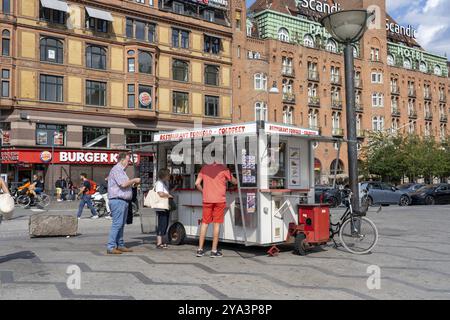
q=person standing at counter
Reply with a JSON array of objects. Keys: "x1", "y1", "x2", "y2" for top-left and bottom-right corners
[{"x1": 195, "y1": 162, "x2": 237, "y2": 258}]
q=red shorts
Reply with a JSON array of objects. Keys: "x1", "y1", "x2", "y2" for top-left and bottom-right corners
[{"x1": 202, "y1": 202, "x2": 226, "y2": 224}]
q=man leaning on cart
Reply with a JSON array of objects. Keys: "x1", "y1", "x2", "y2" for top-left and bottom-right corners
[{"x1": 195, "y1": 161, "x2": 237, "y2": 258}]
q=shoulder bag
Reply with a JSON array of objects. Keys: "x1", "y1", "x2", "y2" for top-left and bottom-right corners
[{"x1": 144, "y1": 187, "x2": 169, "y2": 210}]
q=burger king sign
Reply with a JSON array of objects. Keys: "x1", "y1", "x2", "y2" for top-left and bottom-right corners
[
  {"x1": 40, "y1": 151, "x2": 52, "y2": 163},
  {"x1": 139, "y1": 91, "x2": 152, "y2": 108}
]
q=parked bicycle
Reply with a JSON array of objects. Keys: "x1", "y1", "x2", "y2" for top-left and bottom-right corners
[{"x1": 329, "y1": 188, "x2": 379, "y2": 255}]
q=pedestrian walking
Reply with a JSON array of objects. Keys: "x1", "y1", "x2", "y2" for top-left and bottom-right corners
[
  {"x1": 195, "y1": 162, "x2": 237, "y2": 258},
  {"x1": 154, "y1": 169, "x2": 174, "y2": 249},
  {"x1": 76, "y1": 173, "x2": 98, "y2": 220},
  {"x1": 98, "y1": 174, "x2": 111, "y2": 218},
  {"x1": 106, "y1": 152, "x2": 140, "y2": 255}
]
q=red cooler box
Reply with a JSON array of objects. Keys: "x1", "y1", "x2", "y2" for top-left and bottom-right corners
[{"x1": 298, "y1": 205, "x2": 330, "y2": 244}]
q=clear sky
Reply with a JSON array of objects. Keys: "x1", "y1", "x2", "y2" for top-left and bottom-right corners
[{"x1": 245, "y1": 0, "x2": 450, "y2": 57}]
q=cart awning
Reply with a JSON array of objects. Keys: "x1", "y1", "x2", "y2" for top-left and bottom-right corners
[
  {"x1": 40, "y1": 0, "x2": 69, "y2": 13},
  {"x1": 85, "y1": 6, "x2": 114, "y2": 22}
]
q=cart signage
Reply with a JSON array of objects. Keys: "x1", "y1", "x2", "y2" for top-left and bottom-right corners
[
  {"x1": 264, "y1": 124, "x2": 319, "y2": 137},
  {"x1": 154, "y1": 123, "x2": 257, "y2": 142}
]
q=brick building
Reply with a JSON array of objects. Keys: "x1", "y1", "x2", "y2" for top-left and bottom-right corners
[
  {"x1": 0, "y1": 0, "x2": 232, "y2": 189},
  {"x1": 230, "y1": 0, "x2": 450, "y2": 184}
]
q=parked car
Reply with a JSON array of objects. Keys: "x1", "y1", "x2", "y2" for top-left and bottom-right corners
[
  {"x1": 396, "y1": 183, "x2": 426, "y2": 194},
  {"x1": 359, "y1": 182, "x2": 411, "y2": 206},
  {"x1": 409, "y1": 184, "x2": 450, "y2": 205},
  {"x1": 314, "y1": 185, "x2": 342, "y2": 208}
]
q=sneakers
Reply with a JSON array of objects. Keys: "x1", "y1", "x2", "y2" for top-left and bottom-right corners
[
  {"x1": 196, "y1": 249, "x2": 205, "y2": 257},
  {"x1": 105, "y1": 215, "x2": 112, "y2": 220},
  {"x1": 210, "y1": 250, "x2": 223, "y2": 258},
  {"x1": 91, "y1": 215, "x2": 99, "y2": 220}
]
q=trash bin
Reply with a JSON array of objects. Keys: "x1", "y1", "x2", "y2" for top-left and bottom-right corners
[{"x1": 140, "y1": 208, "x2": 156, "y2": 234}]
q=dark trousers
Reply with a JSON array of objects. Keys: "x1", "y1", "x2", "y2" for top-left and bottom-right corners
[
  {"x1": 77, "y1": 194, "x2": 97, "y2": 218},
  {"x1": 156, "y1": 210, "x2": 170, "y2": 236}
]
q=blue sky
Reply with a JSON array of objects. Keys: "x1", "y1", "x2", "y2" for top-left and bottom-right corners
[{"x1": 245, "y1": 0, "x2": 450, "y2": 57}]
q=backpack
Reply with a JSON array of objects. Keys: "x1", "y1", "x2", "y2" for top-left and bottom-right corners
[{"x1": 86, "y1": 179, "x2": 97, "y2": 195}]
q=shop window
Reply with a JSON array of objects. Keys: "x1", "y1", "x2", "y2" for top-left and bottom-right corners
[
  {"x1": 127, "y1": 84, "x2": 135, "y2": 108},
  {"x1": 2, "y1": 29, "x2": 10, "y2": 56},
  {"x1": 2, "y1": 0, "x2": 10, "y2": 14},
  {"x1": 172, "y1": 28, "x2": 189, "y2": 49},
  {"x1": 205, "y1": 95, "x2": 219, "y2": 117},
  {"x1": 125, "y1": 129, "x2": 153, "y2": 145},
  {"x1": 40, "y1": 37, "x2": 64, "y2": 64},
  {"x1": 1, "y1": 69, "x2": 10, "y2": 97},
  {"x1": 82, "y1": 126, "x2": 109, "y2": 148},
  {"x1": 40, "y1": 4, "x2": 66, "y2": 25},
  {"x1": 204, "y1": 35, "x2": 221, "y2": 54},
  {"x1": 138, "y1": 84, "x2": 152, "y2": 109},
  {"x1": 36, "y1": 124, "x2": 66, "y2": 146},
  {"x1": 86, "y1": 80, "x2": 106, "y2": 106},
  {"x1": 172, "y1": 59, "x2": 189, "y2": 82},
  {"x1": 40, "y1": 74, "x2": 63, "y2": 102},
  {"x1": 86, "y1": 45, "x2": 107, "y2": 70},
  {"x1": 172, "y1": 91, "x2": 189, "y2": 114},
  {"x1": 138, "y1": 50, "x2": 152, "y2": 74},
  {"x1": 204, "y1": 65, "x2": 219, "y2": 86}
]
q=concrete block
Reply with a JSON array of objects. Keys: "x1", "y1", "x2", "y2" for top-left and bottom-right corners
[{"x1": 29, "y1": 214, "x2": 78, "y2": 238}]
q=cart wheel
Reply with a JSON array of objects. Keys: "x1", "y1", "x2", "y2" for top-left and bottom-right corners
[
  {"x1": 294, "y1": 233, "x2": 307, "y2": 256},
  {"x1": 168, "y1": 223, "x2": 186, "y2": 245}
]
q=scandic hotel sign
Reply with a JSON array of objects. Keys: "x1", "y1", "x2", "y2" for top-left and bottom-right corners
[{"x1": 0, "y1": 150, "x2": 140, "y2": 165}]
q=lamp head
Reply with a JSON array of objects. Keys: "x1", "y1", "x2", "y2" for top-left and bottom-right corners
[
  {"x1": 269, "y1": 81, "x2": 279, "y2": 94},
  {"x1": 320, "y1": 10, "x2": 372, "y2": 44}
]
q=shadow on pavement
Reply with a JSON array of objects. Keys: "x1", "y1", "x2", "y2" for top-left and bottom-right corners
[{"x1": 0, "y1": 251, "x2": 37, "y2": 264}]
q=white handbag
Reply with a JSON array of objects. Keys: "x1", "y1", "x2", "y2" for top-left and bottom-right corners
[
  {"x1": 0, "y1": 193, "x2": 15, "y2": 220},
  {"x1": 144, "y1": 188, "x2": 169, "y2": 210}
]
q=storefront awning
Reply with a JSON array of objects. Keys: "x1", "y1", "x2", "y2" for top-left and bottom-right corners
[
  {"x1": 85, "y1": 6, "x2": 114, "y2": 22},
  {"x1": 40, "y1": 0, "x2": 69, "y2": 13}
]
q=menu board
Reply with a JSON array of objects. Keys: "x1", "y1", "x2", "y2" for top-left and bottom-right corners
[{"x1": 289, "y1": 147, "x2": 301, "y2": 187}]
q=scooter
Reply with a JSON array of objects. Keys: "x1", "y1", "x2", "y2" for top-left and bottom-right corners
[{"x1": 91, "y1": 189, "x2": 109, "y2": 217}]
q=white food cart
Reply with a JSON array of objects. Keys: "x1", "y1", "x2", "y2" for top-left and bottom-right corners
[{"x1": 137, "y1": 121, "x2": 321, "y2": 247}]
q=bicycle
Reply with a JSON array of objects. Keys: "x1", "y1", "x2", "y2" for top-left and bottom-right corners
[
  {"x1": 13, "y1": 188, "x2": 51, "y2": 209},
  {"x1": 329, "y1": 188, "x2": 380, "y2": 255}
]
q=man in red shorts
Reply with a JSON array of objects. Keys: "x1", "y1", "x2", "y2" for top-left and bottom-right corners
[{"x1": 195, "y1": 162, "x2": 237, "y2": 257}]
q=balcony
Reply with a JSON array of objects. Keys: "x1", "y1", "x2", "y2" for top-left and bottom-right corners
[
  {"x1": 332, "y1": 128, "x2": 344, "y2": 137},
  {"x1": 408, "y1": 88, "x2": 417, "y2": 98},
  {"x1": 391, "y1": 86, "x2": 400, "y2": 95},
  {"x1": 354, "y1": 78, "x2": 362, "y2": 88},
  {"x1": 357, "y1": 129, "x2": 366, "y2": 138},
  {"x1": 309, "y1": 126, "x2": 321, "y2": 134},
  {"x1": 331, "y1": 75, "x2": 341, "y2": 85},
  {"x1": 391, "y1": 107, "x2": 401, "y2": 117},
  {"x1": 308, "y1": 96, "x2": 320, "y2": 107},
  {"x1": 282, "y1": 66, "x2": 295, "y2": 77},
  {"x1": 355, "y1": 103, "x2": 364, "y2": 113},
  {"x1": 425, "y1": 112, "x2": 433, "y2": 121},
  {"x1": 282, "y1": 93, "x2": 296, "y2": 104},
  {"x1": 408, "y1": 110, "x2": 418, "y2": 119},
  {"x1": 308, "y1": 71, "x2": 320, "y2": 82},
  {"x1": 331, "y1": 99, "x2": 343, "y2": 110},
  {"x1": 440, "y1": 114, "x2": 448, "y2": 123},
  {"x1": 424, "y1": 92, "x2": 432, "y2": 100}
]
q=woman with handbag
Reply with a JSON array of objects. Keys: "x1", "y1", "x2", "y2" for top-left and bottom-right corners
[{"x1": 154, "y1": 169, "x2": 174, "y2": 249}]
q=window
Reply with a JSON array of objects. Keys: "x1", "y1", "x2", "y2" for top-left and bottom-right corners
[
  {"x1": 2, "y1": 0, "x2": 10, "y2": 14},
  {"x1": 1, "y1": 69, "x2": 9, "y2": 98},
  {"x1": 372, "y1": 92, "x2": 384, "y2": 107},
  {"x1": 40, "y1": 4, "x2": 66, "y2": 24},
  {"x1": 2, "y1": 29, "x2": 10, "y2": 56},
  {"x1": 403, "y1": 58, "x2": 412, "y2": 69},
  {"x1": 330, "y1": 160, "x2": 344, "y2": 175},
  {"x1": 36, "y1": 124, "x2": 66, "y2": 146},
  {"x1": 148, "y1": 24, "x2": 156, "y2": 43},
  {"x1": 204, "y1": 35, "x2": 221, "y2": 54},
  {"x1": 125, "y1": 18, "x2": 156, "y2": 42},
  {"x1": 86, "y1": 45, "x2": 107, "y2": 70},
  {"x1": 173, "y1": 91, "x2": 189, "y2": 114},
  {"x1": 371, "y1": 72, "x2": 383, "y2": 83},
  {"x1": 370, "y1": 48, "x2": 380, "y2": 61},
  {"x1": 40, "y1": 37, "x2": 64, "y2": 64},
  {"x1": 40, "y1": 75, "x2": 63, "y2": 102},
  {"x1": 246, "y1": 21, "x2": 253, "y2": 36},
  {"x1": 419, "y1": 61, "x2": 427, "y2": 73},
  {"x1": 372, "y1": 116, "x2": 384, "y2": 131},
  {"x1": 125, "y1": 129, "x2": 153, "y2": 145},
  {"x1": 278, "y1": 28, "x2": 290, "y2": 42},
  {"x1": 128, "y1": 57, "x2": 135, "y2": 72},
  {"x1": 205, "y1": 65, "x2": 219, "y2": 86},
  {"x1": 235, "y1": 11, "x2": 242, "y2": 30},
  {"x1": 83, "y1": 127, "x2": 109, "y2": 148},
  {"x1": 204, "y1": 10, "x2": 214, "y2": 22},
  {"x1": 303, "y1": 34, "x2": 314, "y2": 48},
  {"x1": 255, "y1": 102, "x2": 267, "y2": 121},
  {"x1": 138, "y1": 85, "x2": 152, "y2": 109},
  {"x1": 205, "y1": 95, "x2": 219, "y2": 117},
  {"x1": 86, "y1": 13, "x2": 108, "y2": 33},
  {"x1": 387, "y1": 54, "x2": 395, "y2": 66},
  {"x1": 126, "y1": 18, "x2": 133, "y2": 38},
  {"x1": 86, "y1": 80, "x2": 106, "y2": 106},
  {"x1": 172, "y1": 59, "x2": 188, "y2": 82},
  {"x1": 138, "y1": 50, "x2": 152, "y2": 74},
  {"x1": 254, "y1": 73, "x2": 267, "y2": 91},
  {"x1": 172, "y1": 28, "x2": 189, "y2": 48},
  {"x1": 326, "y1": 39, "x2": 337, "y2": 53},
  {"x1": 173, "y1": 1, "x2": 184, "y2": 14},
  {"x1": 135, "y1": 20, "x2": 146, "y2": 40},
  {"x1": 434, "y1": 65, "x2": 442, "y2": 76},
  {"x1": 283, "y1": 106, "x2": 294, "y2": 125},
  {"x1": 353, "y1": 46, "x2": 359, "y2": 58},
  {"x1": 127, "y1": 84, "x2": 135, "y2": 108}
]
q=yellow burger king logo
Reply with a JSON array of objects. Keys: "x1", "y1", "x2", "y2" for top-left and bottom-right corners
[{"x1": 40, "y1": 151, "x2": 52, "y2": 162}]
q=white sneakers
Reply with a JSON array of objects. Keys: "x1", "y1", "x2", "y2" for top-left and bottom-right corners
[{"x1": 91, "y1": 215, "x2": 99, "y2": 220}]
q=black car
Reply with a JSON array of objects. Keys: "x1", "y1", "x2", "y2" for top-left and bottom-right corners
[
  {"x1": 397, "y1": 183, "x2": 425, "y2": 194},
  {"x1": 314, "y1": 185, "x2": 342, "y2": 208},
  {"x1": 409, "y1": 184, "x2": 450, "y2": 205}
]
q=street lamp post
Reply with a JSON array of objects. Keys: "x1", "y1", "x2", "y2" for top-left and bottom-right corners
[{"x1": 321, "y1": 10, "x2": 373, "y2": 211}]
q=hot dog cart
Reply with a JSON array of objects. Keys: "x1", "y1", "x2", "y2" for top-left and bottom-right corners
[{"x1": 135, "y1": 121, "x2": 322, "y2": 248}]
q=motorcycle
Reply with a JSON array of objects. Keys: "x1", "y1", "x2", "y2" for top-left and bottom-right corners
[{"x1": 91, "y1": 189, "x2": 139, "y2": 217}]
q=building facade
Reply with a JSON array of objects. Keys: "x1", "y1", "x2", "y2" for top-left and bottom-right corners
[
  {"x1": 0, "y1": 0, "x2": 232, "y2": 189},
  {"x1": 230, "y1": 0, "x2": 450, "y2": 184}
]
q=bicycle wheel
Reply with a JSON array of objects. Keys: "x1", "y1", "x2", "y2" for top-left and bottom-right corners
[
  {"x1": 38, "y1": 194, "x2": 51, "y2": 207},
  {"x1": 339, "y1": 216, "x2": 378, "y2": 255},
  {"x1": 17, "y1": 195, "x2": 31, "y2": 208}
]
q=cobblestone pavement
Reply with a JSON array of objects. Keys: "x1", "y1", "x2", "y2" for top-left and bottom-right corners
[{"x1": 1, "y1": 203, "x2": 449, "y2": 300}]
